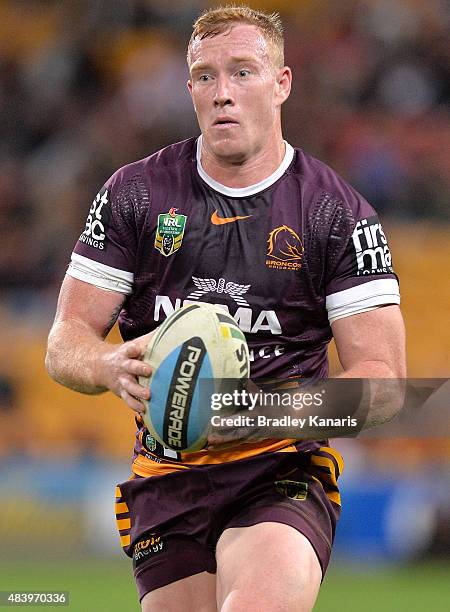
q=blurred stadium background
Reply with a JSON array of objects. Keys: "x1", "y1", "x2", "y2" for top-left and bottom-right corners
[{"x1": 0, "y1": 0, "x2": 449, "y2": 610}]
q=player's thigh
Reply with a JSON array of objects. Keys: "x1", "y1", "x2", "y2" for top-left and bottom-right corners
[
  {"x1": 216, "y1": 522, "x2": 322, "y2": 612},
  {"x1": 141, "y1": 571, "x2": 216, "y2": 612}
]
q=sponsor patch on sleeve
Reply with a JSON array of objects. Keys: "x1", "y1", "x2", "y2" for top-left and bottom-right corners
[
  {"x1": 78, "y1": 187, "x2": 111, "y2": 251},
  {"x1": 351, "y1": 216, "x2": 393, "y2": 276}
]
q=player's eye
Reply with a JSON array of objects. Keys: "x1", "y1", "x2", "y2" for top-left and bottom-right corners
[
  {"x1": 237, "y1": 69, "x2": 251, "y2": 78},
  {"x1": 199, "y1": 74, "x2": 211, "y2": 82}
]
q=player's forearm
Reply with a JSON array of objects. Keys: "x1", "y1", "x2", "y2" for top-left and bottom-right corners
[
  {"x1": 278, "y1": 375, "x2": 404, "y2": 439},
  {"x1": 333, "y1": 359, "x2": 406, "y2": 430},
  {"x1": 287, "y1": 377, "x2": 406, "y2": 439},
  {"x1": 211, "y1": 375, "x2": 406, "y2": 445},
  {"x1": 45, "y1": 319, "x2": 118, "y2": 394}
]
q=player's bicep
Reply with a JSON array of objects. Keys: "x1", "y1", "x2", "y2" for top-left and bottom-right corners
[
  {"x1": 52, "y1": 275, "x2": 126, "y2": 339},
  {"x1": 331, "y1": 304, "x2": 406, "y2": 376}
]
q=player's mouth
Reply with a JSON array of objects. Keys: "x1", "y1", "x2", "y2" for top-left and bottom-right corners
[{"x1": 213, "y1": 116, "x2": 239, "y2": 129}]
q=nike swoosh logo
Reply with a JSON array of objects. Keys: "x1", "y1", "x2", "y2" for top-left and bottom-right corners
[{"x1": 211, "y1": 211, "x2": 252, "y2": 225}]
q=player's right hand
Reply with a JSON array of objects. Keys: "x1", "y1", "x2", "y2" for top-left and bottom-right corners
[{"x1": 99, "y1": 333, "x2": 154, "y2": 414}]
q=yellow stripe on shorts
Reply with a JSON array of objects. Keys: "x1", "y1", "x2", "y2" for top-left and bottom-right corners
[
  {"x1": 310, "y1": 455, "x2": 338, "y2": 487},
  {"x1": 319, "y1": 446, "x2": 344, "y2": 475},
  {"x1": 115, "y1": 501, "x2": 129, "y2": 514},
  {"x1": 120, "y1": 534, "x2": 131, "y2": 547},
  {"x1": 116, "y1": 517, "x2": 131, "y2": 531}
]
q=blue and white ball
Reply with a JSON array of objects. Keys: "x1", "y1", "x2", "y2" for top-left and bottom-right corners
[{"x1": 139, "y1": 303, "x2": 249, "y2": 452}]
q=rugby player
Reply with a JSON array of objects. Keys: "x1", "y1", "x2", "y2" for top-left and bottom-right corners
[{"x1": 46, "y1": 6, "x2": 406, "y2": 611}]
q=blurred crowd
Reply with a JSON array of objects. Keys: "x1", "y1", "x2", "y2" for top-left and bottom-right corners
[
  {"x1": 0, "y1": 0, "x2": 449, "y2": 317},
  {"x1": 1, "y1": 3, "x2": 448, "y2": 555}
]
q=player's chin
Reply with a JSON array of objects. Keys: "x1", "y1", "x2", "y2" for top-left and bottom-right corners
[
  {"x1": 206, "y1": 132, "x2": 247, "y2": 159},
  {"x1": 203, "y1": 129, "x2": 246, "y2": 151}
]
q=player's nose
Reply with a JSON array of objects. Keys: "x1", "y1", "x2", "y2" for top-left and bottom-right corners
[{"x1": 213, "y1": 76, "x2": 234, "y2": 106}]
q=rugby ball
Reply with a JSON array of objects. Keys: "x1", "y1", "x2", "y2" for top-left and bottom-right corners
[{"x1": 139, "y1": 303, "x2": 250, "y2": 452}]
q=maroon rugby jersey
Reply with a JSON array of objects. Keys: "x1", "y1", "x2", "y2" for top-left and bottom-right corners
[{"x1": 68, "y1": 137, "x2": 399, "y2": 471}]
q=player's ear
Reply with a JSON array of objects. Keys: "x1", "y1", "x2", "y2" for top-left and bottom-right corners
[
  {"x1": 187, "y1": 80, "x2": 197, "y2": 111},
  {"x1": 275, "y1": 66, "x2": 292, "y2": 106}
]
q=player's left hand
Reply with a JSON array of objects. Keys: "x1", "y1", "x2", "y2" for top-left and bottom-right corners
[
  {"x1": 133, "y1": 331, "x2": 156, "y2": 358},
  {"x1": 99, "y1": 330, "x2": 157, "y2": 414}
]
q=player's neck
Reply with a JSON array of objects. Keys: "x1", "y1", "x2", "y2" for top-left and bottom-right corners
[{"x1": 199, "y1": 136, "x2": 286, "y2": 189}]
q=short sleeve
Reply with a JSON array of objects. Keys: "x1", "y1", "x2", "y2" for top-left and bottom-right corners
[
  {"x1": 324, "y1": 186, "x2": 400, "y2": 324},
  {"x1": 67, "y1": 169, "x2": 139, "y2": 295}
]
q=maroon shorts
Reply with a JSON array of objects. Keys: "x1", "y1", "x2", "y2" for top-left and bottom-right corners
[{"x1": 115, "y1": 449, "x2": 341, "y2": 602}]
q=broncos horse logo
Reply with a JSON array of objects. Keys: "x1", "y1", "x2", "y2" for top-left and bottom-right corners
[{"x1": 267, "y1": 225, "x2": 304, "y2": 263}]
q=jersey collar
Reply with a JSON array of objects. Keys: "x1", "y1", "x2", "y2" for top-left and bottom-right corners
[{"x1": 196, "y1": 135, "x2": 294, "y2": 197}]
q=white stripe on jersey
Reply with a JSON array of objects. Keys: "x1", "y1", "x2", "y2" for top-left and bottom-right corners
[
  {"x1": 67, "y1": 253, "x2": 134, "y2": 295},
  {"x1": 326, "y1": 278, "x2": 400, "y2": 324}
]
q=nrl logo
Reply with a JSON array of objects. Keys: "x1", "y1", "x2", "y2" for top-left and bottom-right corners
[
  {"x1": 155, "y1": 207, "x2": 187, "y2": 257},
  {"x1": 266, "y1": 225, "x2": 303, "y2": 271},
  {"x1": 145, "y1": 434, "x2": 157, "y2": 452},
  {"x1": 187, "y1": 277, "x2": 251, "y2": 307}
]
